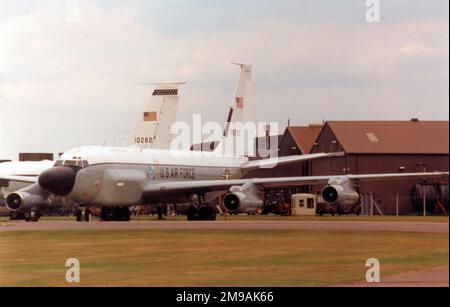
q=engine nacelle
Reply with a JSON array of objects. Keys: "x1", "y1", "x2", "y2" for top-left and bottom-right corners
[
  {"x1": 321, "y1": 177, "x2": 360, "y2": 207},
  {"x1": 223, "y1": 183, "x2": 263, "y2": 214},
  {"x1": 5, "y1": 192, "x2": 49, "y2": 212}
]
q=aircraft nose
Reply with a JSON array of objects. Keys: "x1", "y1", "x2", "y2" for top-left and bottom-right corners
[{"x1": 38, "y1": 166, "x2": 77, "y2": 196}]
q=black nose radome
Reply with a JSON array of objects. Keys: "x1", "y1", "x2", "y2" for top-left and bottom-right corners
[{"x1": 38, "y1": 166, "x2": 77, "y2": 196}]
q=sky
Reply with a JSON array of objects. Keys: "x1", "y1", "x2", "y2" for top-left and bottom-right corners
[{"x1": 0, "y1": 0, "x2": 449, "y2": 160}]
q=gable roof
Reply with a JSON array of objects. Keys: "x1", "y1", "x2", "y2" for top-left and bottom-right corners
[
  {"x1": 326, "y1": 121, "x2": 449, "y2": 154},
  {"x1": 284, "y1": 125, "x2": 323, "y2": 154}
]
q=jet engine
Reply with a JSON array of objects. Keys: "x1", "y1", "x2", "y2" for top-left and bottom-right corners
[
  {"x1": 5, "y1": 192, "x2": 49, "y2": 212},
  {"x1": 5, "y1": 184, "x2": 50, "y2": 213},
  {"x1": 223, "y1": 182, "x2": 263, "y2": 214},
  {"x1": 321, "y1": 177, "x2": 360, "y2": 207}
]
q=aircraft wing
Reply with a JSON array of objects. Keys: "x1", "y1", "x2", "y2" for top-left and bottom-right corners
[
  {"x1": 143, "y1": 172, "x2": 448, "y2": 196},
  {"x1": 0, "y1": 175, "x2": 38, "y2": 184},
  {"x1": 242, "y1": 152, "x2": 345, "y2": 171}
]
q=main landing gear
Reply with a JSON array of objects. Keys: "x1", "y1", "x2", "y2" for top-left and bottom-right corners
[
  {"x1": 75, "y1": 208, "x2": 91, "y2": 222},
  {"x1": 75, "y1": 207, "x2": 131, "y2": 222},
  {"x1": 24, "y1": 211, "x2": 41, "y2": 222},
  {"x1": 10, "y1": 211, "x2": 40, "y2": 222},
  {"x1": 99, "y1": 207, "x2": 131, "y2": 222},
  {"x1": 186, "y1": 194, "x2": 216, "y2": 221}
]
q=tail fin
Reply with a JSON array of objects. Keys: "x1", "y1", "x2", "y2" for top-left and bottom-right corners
[
  {"x1": 223, "y1": 63, "x2": 255, "y2": 137},
  {"x1": 132, "y1": 82, "x2": 185, "y2": 150},
  {"x1": 216, "y1": 63, "x2": 255, "y2": 156}
]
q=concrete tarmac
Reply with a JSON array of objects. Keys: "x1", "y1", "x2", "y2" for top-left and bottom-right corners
[{"x1": 0, "y1": 220, "x2": 448, "y2": 233}]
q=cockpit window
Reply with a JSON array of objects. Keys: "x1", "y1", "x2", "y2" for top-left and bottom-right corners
[{"x1": 54, "y1": 160, "x2": 89, "y2": 168}]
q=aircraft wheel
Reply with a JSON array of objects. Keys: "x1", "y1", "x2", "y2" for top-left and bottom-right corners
[
  {"x1": 207, "y1": 206, "x2": 216, "y2": 221},
  {"x1": 31, "y1": 211, "x2": 41, "y2": 222},
  {"x1": 75, "y1": 209, "x2": 83, "y2": 222},
  {"x1": 187, "y1": 205, "x2": 199, "y2": 221},
  {"x1": 84, "y1": 209, "x2": 91, "y2": 222},
  {"x1": 100, "y1": 207, "x2": 113, "y2": 221},
  {"x1": 121, "y1": 207, "x2": 131, "y2": 221},
  {"x1": 199, "y1": 206, "x2": 216, "y2": 221},
  {"x1": 156, "y1": 205, "x2": 164, "y2": 220},
  {"x1": 10, "y1": 211, "x2": 25, "y2": 221},
  {"x1": 25, "y1": 211, "x2": 40, "y2": 222}
]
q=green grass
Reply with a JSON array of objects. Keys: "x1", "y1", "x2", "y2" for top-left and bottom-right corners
[{"x1": 0, "y1": 229, "x2": 448, "y2": 286}]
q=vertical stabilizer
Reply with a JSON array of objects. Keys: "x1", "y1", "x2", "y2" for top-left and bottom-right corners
[
  {"x1": 216, "y1": 63, "x2": 255, "y2": 156},
  {"x1": 133, "y1": 82, "x2": 185, "y2": 150}
]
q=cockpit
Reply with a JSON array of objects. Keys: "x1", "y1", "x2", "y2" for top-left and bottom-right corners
[{"x1": 54, "y1": 158, "x2": 89, "y2": 168}]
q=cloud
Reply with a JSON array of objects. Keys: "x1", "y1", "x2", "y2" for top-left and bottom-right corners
[
  {"x1": 0, "y1": 0, "x2": 448, "y2": 159},
  {"x1": 397, "y1": 41, "x2": 433, "y2": 57}
]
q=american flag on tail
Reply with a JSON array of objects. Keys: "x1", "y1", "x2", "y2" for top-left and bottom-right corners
[
  {"x1": 143, "y1": 112, "x2": 158, "y2": 122},
  {"x1": 236, "y1": 97, "x2": 244, "y2": 109}
]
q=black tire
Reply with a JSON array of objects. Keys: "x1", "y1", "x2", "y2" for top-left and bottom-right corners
[
  {"x1": 25, "y1": 211, "x2": 40, "y2": 222},
  {"x1": 199, "y1": 206, "x2": 216, "y2": 221},
  {"x1": 76, "y1": 209, "x2": 83, "y2": 222},
  {"x1": 199, "y1": 206, "x2": 208, "y2": 220},
  {"x1": 9, "y1": 212, "x2": 25, "y2": 221},
  {"x1": 121, "y1": 207, "x2": 131, "y2": 221},
  {"x1": 31, "y1": 211, "x2": 40, "y2": 222},
  {"x1": 207, "y1": 206, "x2": 216, "y2": 221},
  {"x1": 187, "y1": 205, "x2": 199, "y2": 221},
  {"x1": 100, "y1": 207, "x2": 110, "y2": 221},
  {"x1": 84, "y1": 209, "x2": 91, "y2": 222},
  {"x1": 157, "y1": 205, "x2": 164, "y2": 220}
]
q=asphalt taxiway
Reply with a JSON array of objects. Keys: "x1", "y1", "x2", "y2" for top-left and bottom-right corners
[{"x1": 0, "y1": 220, "x2": 448, "y2": 233}]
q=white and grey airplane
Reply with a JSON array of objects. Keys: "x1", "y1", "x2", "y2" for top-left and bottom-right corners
[
  {"x1": 0, "y1": 81, "x2": 184, "y2": 219},
  {"x1": 1, "y1": 144, "x2": 350, "y2": 220},
  {"x1": 3, "y1": 144, "x2": 447, "y2": 221},
  {"x1": 0, "y1": 63, "x2": 260, "y2": 220}
]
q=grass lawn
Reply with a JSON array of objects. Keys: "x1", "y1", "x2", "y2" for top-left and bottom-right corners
[{"x1": 0, "y1": 229, "x2": 448, "y2": 286}]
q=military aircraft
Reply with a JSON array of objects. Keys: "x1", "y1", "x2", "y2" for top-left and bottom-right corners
[
  {"x1": 0, "y1": 81, "x2": 185, "y2": 220},
  {"x1": 0, "y1": 63, "x2": 260, "y2": 220}
]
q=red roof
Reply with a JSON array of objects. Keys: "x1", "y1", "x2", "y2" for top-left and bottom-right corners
[
  {"x1": 285, "y1": 125, "x2": 323, "y2": 154},
  {"x1": 326, "y1": 121, "x2": 449, "y2": 154}
]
